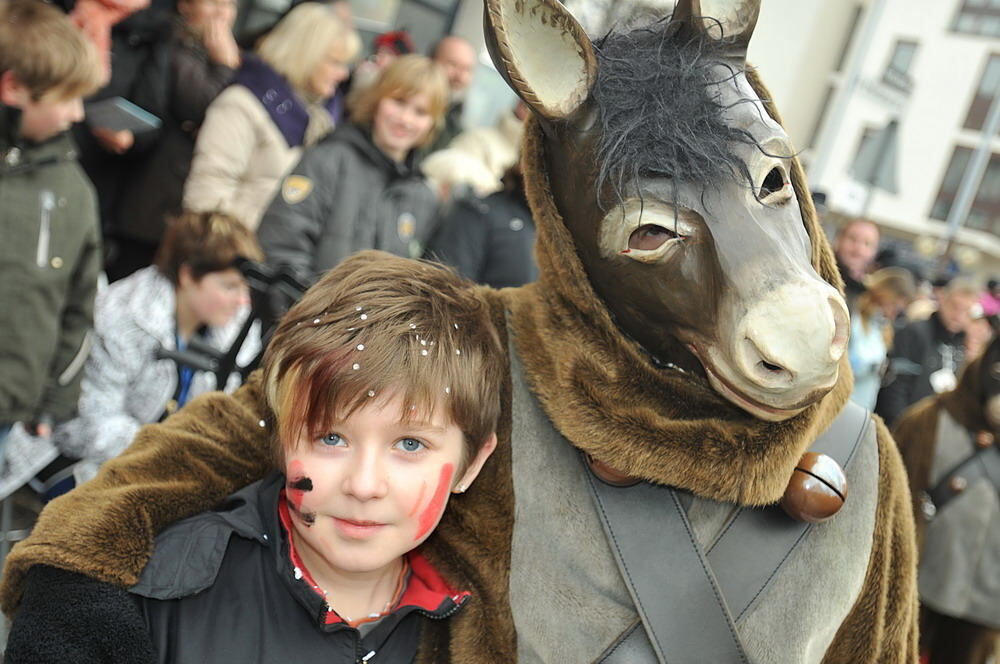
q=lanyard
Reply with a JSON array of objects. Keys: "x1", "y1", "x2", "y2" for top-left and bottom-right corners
[{"x1": 174, "y1": 333, "x2": 195, "y2": 408}]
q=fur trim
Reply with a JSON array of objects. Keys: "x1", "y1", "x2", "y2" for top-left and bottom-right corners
[
  {"x1": 502, "y1": 68, "x2": 852, "y2": 505},
  {"x1": 822, "y1": 418, "x2": 920, "y2": 662}
]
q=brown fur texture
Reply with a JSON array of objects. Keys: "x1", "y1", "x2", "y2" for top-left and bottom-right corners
[{"x1": 0, "y1": 66, "x2": 916, "y2": 664}]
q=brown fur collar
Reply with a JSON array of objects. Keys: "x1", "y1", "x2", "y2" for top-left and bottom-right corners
[{"x1": 501, "y1": 69, "x2": 852, "y2": 505}]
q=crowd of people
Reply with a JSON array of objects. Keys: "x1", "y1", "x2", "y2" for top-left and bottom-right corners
[
  {"x1": 835, "y1": 218, "x2": 999, "y2": 662},
  {"x1": 0, "y1": 0, "x2": 536, "y2": 485},
  {"x1": 0, "y1": 0, "x2": 997, "y2": 661}
]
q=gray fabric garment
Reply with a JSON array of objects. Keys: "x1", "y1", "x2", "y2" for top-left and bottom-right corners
[
  {"x1": 257, "y1": 123, "x2": 439, "y2": 284},
  {"x1": 918, "y1": 410, "x2": 1000, "y2": 629},
  {"x1": 507, "y1": 341, "x2": 879, "y2": 663}
]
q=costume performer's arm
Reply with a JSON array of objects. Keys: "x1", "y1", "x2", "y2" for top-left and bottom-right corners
[
  {"x1": 1, "y1": 369, "x2": 272, "y2": 615},
  {"x1": 821, "y1": 418, "x2": 919, "y2": 663}
]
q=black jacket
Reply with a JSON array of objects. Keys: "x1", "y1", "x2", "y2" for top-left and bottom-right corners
[
  {"x1": 130, "y1": 472, "x2": 468, "y2": 663},
  {"x1": 425, "y1": 190, "x2": 538, "y2": 289},
  {"x1": 257, "y1": 123, "x2": 439, "y2": 284},
  {"x1": 875, "y1": 312, "x2": 965, "y2": 427},
  {"x1": 113, "y1": 20, "x2": 235, "y2": 247}
]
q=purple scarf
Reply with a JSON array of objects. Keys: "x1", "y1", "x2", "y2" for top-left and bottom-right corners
[{"x1": 231, "y1": 53, "x2": 342, "y2": 147}]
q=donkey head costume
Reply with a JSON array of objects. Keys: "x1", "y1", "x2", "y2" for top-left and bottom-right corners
[{"x1": 1, "y1": 1, "x2": 917, "y2": 662}]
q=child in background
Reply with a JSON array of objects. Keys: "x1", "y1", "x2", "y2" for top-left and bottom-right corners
[
  {"x1": 126, "y1": 252, "x2": 503, "y2": 661},
  {"x1": 0, "y1": 0, "x2": 103, "y2": 469},
  {"x1": 55, "y1": 211, "x2": 263, "y2": 486}
]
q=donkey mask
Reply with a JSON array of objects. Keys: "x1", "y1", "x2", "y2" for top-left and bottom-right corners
[{"x1": 484, "y1": 0, "x2": 850, "y2": 421}]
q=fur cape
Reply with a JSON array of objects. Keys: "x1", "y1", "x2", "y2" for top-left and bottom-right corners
[{"x1": 0, "y1": 71, "x2": 917, "y2": 663}]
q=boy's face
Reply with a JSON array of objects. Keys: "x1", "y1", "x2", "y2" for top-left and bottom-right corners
[
  {"x1": 0, "y1": 73, "x2": 84, "y2": 142},
  {"x1": 284, "y1": 390, "x2": 495, "y2": 578}
]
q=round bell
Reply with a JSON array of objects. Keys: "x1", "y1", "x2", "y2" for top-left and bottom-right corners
[
  {"x1": 780, "y1": 452, "x2": 847, "y2": 523},
  {"x1": 586, "y1": 455, "x2": 640, "y2": 487}
]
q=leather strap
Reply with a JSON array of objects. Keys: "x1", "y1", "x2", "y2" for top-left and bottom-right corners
[
  {"x1": 589, "y1": 402, "x2": 871, "y2": 664},
  {"x1": 927, "y1": 442, "x2": 1000, "y2": 512}
]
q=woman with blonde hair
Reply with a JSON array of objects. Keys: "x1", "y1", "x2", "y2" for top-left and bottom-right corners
[
  {"x1": 256, "y1": 54, "x2": 449, "y2": 285},
  {"x1": 849, "y1": 267, "x2": 917, "y2": 409},
  {"x1": 183, "y1": 2, "x2": 360, "y2": 229}
]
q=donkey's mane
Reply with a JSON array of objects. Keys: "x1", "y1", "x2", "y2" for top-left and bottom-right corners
[{"x1": 592, "y1": 18, "x2": 761, "y2": 208}]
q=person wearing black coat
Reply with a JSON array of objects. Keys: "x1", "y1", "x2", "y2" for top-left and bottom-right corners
[
  {"x1": 876, "y1": 279, "x2": 981, "y2": 427},
  {"x1": 424, "y1": 164, "x2": 538, "y2": 289}
]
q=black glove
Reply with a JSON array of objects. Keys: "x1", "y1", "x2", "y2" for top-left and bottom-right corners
[{"x1": 5, "y1": 565, "x2": 156, "y2": 663}]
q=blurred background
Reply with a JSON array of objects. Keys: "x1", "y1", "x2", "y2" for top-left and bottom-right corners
[{"x1": 229, "y1": 0, "x2": 997, "y2": 278}]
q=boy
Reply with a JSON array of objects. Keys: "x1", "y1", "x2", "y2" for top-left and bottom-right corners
[
  {"x1": 0, "y1": 0, "x2": 103, "y2": 464},
  {"x1": 127, "y1": 252, "x2": 503, "y2": 662}
]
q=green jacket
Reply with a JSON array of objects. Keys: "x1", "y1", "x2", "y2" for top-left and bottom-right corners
[{"x1": 0, "y1": 105, "x2": 101, "y2": 424}]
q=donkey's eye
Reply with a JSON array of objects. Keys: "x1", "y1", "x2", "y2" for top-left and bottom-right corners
[
  {"x1": 758, "y1": 167, "x2": 787, "y2": 201},
  {"x1": 628, "y1": 224, "x2": 683, "y2": 251}
]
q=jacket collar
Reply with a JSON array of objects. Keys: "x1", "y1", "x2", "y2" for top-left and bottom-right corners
[
  {"x1": 231, "y1": 54, "x2": 338, "y2": 148},
  {"x1": 330, "y1": 122, "x2": 422, "y2": 179},
  {"x1": 0, "y1": 104, "x2": 78, "y2": 175}
]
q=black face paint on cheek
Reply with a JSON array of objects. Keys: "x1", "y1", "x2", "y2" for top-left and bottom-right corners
[
  {"x1": 289, "y1": 477, "x2": 314, "y2": 492},
  {"x1": 298, "y1": 511, "x2": 317, "y2": 526}
]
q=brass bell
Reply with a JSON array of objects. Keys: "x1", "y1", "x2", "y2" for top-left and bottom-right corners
[{"x1": 780, "y1": 452, "x2": 847, "y2": 523}]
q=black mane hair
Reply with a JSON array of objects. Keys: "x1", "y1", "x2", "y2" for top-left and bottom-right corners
[{"x1": 591, "y1": 18, "x2": 763, "y2": 208}]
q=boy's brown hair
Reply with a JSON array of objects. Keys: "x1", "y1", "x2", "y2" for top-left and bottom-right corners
[
  {"x1": 349, "y1": 54, "x2": 449, "y2": 148},
  {"x1": 155, "y1": 211, "x2": 263, "y2": 286},
  {"x1": 0, "y1": 0, "x2": 102, "y2": 100},
  {"x1": 262, "y1": 251, "x2": 505, "y2": 466}
]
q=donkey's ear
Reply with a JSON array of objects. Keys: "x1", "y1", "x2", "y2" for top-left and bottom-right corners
[
  {"x1": 674, "y1": 0, "x2": 761, "y2": 59},
  {"x1": 483, "y1": 0, "x2": 597, "y2": 122}
]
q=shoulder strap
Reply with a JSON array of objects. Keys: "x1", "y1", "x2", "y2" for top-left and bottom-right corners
[
  {"x1": 587, "y1": 402, "x2": 871, "y2": 664},
  {"x1": 584, "y1": 467, "x2": 748, "y2": 663},
  {"x1": 927, "y1": 442, "x2": 1000, "y2": 512}
]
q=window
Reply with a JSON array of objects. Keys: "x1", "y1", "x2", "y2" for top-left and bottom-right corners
[
  {"x1": 850, "y1": 121, "x2": 899, "y2": 193},
  {"x1": 951, "y1": 0, "x2": 1000, "y2": 38},
  {"x1": 882, "y1": 40, "x2": 917, "y2": 91},
  {"x1": 930, "y1": 146, "x2": 1000, "y2": 236},
  {"x1": 965, "y1": 54, "x2": 1000, "y2": 131}
]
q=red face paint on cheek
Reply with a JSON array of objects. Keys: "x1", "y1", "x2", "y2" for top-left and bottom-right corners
[
  {"x1": 415, "y1": 463, "x2": 453, "y2": 541},
  {"x1": 408, "y1": 481, "x2": 427, "y2": 518}
]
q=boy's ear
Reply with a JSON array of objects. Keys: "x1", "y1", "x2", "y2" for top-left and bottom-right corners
[
  {"x1": 0, "y1": 71, "x2": 31, "y2": 107},
  {"x1": 454, "y1": 432, "x2": 498, "y2": 493}
]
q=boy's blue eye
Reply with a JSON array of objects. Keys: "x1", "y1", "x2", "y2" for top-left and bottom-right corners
[
  {"x1": 320, "y1": 433, "x2": 344, "y2": 447},
  {"x1": 395, "y1": 438, "x2": 425, "y2": 453}
]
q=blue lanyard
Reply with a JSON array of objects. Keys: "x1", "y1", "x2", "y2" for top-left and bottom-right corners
[{"x1": 175, "y1": 333, "x2": 195, "y2": 408}]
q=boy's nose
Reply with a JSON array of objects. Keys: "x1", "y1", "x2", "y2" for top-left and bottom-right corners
[{"x1": 343, "y1": 454, "x2": 389, "y2": 500}]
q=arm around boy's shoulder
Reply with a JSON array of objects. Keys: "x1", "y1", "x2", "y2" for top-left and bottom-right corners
[
  {"x1": 5, "y1": 565, "x2": 156, "y2": 664},
  {"x1": 0, "y1": 370, "x2": 274, "y2": 623}
]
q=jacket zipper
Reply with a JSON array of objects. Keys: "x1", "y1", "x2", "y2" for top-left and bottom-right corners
[{"x1": 36, "y1": 190, "x2": 54, "y2": 268}]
